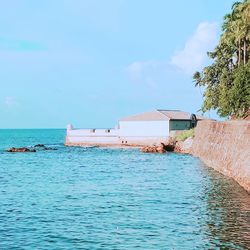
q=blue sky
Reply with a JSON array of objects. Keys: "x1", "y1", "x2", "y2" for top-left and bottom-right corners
[{"x1": 0, "y1": 0, "x2": 234, "y2": 128}]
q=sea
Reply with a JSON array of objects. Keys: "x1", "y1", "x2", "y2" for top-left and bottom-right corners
[{"x1": 0, "y1": 129, "x2": 249, "y2": 249}]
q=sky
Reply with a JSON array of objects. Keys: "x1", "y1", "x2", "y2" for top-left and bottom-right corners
[{"x1": 0, "y1": 0, "x2": 234, "y2": 128}]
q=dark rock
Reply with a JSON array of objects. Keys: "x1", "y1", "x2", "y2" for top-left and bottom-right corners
[
  {"x1": 164, "y1": 144, "x2": 175, "y2": 152},
  {"x1": 163, "y1": 139, "x2": 176, "y2": 152},
  {"x1": 34, "y1": 144, "x2": 45, "y2": 148},
  {"x1": 44, "y1": 147, "x2": 57, "y2": 150},
  {"x1": 34, "y1": 144, "x2": 57, "y2": 150},
  {"x1": 7, "y1": 147, "x2": 36, "y2": 153}
]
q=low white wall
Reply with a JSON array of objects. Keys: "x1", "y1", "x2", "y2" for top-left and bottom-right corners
[
  {"x1": 65, "y1": 121, "x2": 170, "y2": 146},
  {"x1": 66, "y1": 128, "x2": 119, "y2": 145},
  {"x1": 67, "y1": 128, "x2": 118, "y2": 137}
]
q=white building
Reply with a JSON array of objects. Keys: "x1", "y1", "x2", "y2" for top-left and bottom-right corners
[{"x1": 65, "y1": 109, "x2": 205, "y2": 146}]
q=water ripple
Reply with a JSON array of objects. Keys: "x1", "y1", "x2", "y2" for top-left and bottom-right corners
[{"x1": 0, "y1": 129, "x2": 249, "y2": 249}]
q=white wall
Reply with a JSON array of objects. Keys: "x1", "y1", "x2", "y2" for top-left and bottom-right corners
[
  {"x1": 65, "y1": 121, "x2": 170, "y2": 146},
  {"x1": 118, "y1": 121, "x2": 170, "y2": 145},
  {"x1": 67, "y1": 129, "x2": 118, "y2": 137},
  {"x1": 66, "y1": 128, "x2": 119, "y2": 145},
  {"x1": 119, "y1": 121, "x2": 169, "y2": 137}
]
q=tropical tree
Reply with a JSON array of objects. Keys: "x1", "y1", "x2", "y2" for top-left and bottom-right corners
[{"x1": 193, "y1": 0, "x2": 250, "y2": 118}]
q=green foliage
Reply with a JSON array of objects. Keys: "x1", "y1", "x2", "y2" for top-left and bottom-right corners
[
  {"x1": 193, "y1": 0, "x2": 250, "y2": 118},
  {"x1": 175, "y1": 129, "x2": 194, "y2": 141}
]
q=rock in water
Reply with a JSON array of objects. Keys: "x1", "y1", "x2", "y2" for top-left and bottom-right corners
[
  {"x1": 34, "y1": 144, "x2": 45, "y2": 148},
  {"x1": 7, "y1": 147, "x2": 36, "y2": 153},
  {"x1": 44, "y1": 147, "x2": 57, "y2": 150},
  {"x1": 141, "y1": 144, "x2": 166, "y2": 153},
  {"x1": 34, "y1": 144, "x2": 57, "y2": 150}
]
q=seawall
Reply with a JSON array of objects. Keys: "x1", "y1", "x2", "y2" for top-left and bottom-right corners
[{"x1": 191, "y1": 120, "x2": 250, "y2": 193}]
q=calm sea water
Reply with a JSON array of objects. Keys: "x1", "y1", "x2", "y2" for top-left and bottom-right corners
[{"x1": 0, "y1": 129, "x2": 249, "y2": 250}]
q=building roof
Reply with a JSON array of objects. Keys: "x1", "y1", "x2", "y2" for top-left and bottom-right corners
[
  {"x1": 158, "y1": 110, "x2": 191, "y2": 120},
  {"x1": 119, "y1": 110, "x2": 168, "y2": 122},
  {"x1": 119, "y1": 109, "x2": 207, "y2": 122}
]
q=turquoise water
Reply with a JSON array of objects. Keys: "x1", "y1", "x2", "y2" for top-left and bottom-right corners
[{"x1": 0, "y1": 129, "x2": 249, "y2": 249}]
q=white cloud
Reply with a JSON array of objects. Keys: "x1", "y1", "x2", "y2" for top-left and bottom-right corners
[
  {"x1": 125, "y1": 22, "x2": 218, "y2": 87},
  {"x1": 170, "y1": 22, "x2": 218, "y2": 74}
]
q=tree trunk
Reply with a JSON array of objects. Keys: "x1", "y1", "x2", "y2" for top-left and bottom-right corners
[
  {"x1": 243, "y1": 38, "x2": 246, "y2": 65},
  {"x1": 238, "y1": 39, "x2": 241, "y2": 66}
]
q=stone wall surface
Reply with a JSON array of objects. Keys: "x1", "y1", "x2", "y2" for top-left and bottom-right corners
[{"x1": 191, "y1": 120, "x2": 250, "y2": 193}]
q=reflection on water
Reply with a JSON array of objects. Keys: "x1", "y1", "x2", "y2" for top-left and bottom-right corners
[
  {"x1": 0, "y1": 129, "x2": 249, "y2": 249},
  {"x1": 202, "y1": 168, "x2": 250, "y2": 249}
]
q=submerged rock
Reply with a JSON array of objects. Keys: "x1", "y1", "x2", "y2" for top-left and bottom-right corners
[
  {"x1": 43, "y1": 147, "x2": 57, "y2": 150},
  {"x1": 34, "y1": 144, "x2": 57, "y2": 150},
  {"x1": 7, "y1": 147, "x2": 36, "y2": 153},
  {"x1": 34, "y1": 144, "x2": 45, "y2": 148},
  {"x1": 6, "y1": 144, "x2": 57, "y2": 153}
]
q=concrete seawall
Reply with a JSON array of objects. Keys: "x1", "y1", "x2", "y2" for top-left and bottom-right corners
[{"x1": 191, "y1": 120, "x2": 250, "y2": 193}]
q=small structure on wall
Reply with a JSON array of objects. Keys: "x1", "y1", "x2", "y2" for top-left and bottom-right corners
[{"x1": 65, "y1": 109, "x2": 206, "y2": 146}]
